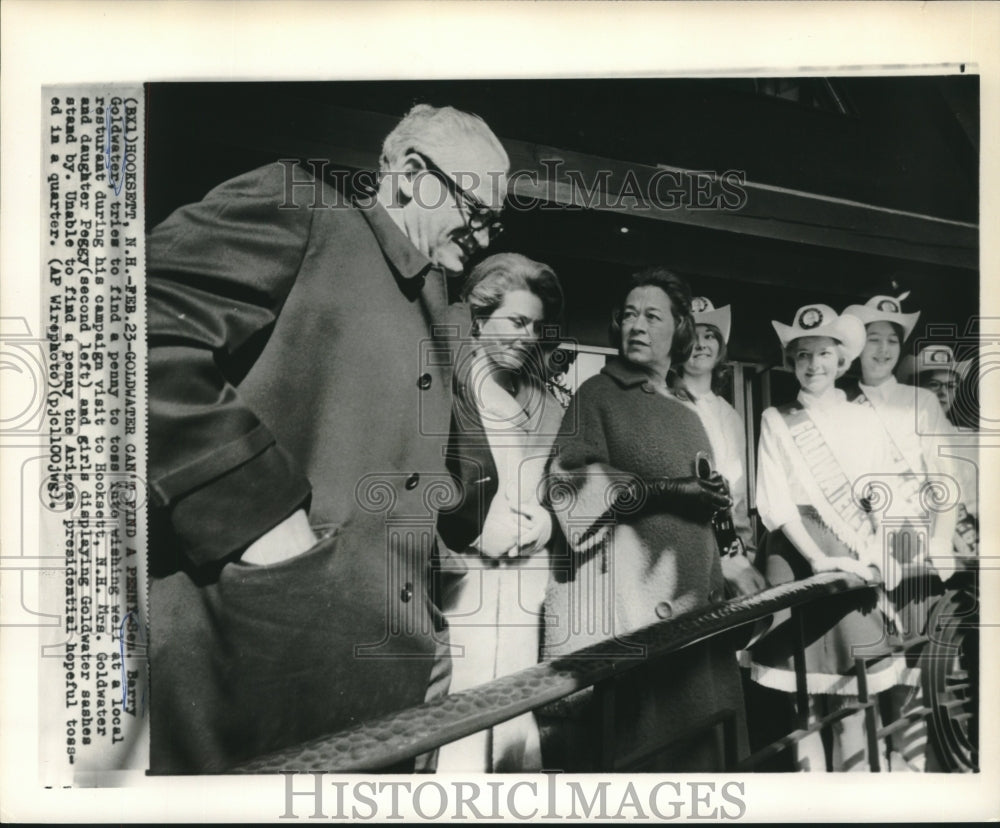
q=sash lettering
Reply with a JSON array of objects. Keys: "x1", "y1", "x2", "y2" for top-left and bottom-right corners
[{"x1": 786, "y1": 416, "x2": 874, "y2": 536}]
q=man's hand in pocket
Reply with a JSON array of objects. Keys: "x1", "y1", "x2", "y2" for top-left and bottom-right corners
[{"x1": 241, "y1": 509, "x2": 318, "y2": 566}]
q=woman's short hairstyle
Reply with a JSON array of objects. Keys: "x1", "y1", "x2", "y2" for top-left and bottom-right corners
[
  {"x1": 674, "y1": 322, "x2": 732, "y2": 396},
  {"x1": 843, "y1": 320, "x2": 906, "y2": 380},
  {"x1": 462, "y1": 252, "x2": 564, "y2": 340},
  {"x1": 610, "y1": 266, "x2": 696, "y2": 364},
  {"x1": 879, "y1": 321, "x2": 906, "y2": 343},
  {"x1": 782, "y1": 337, "x2": 850, "y2": 373},
  {"x1": 380, "y1": 103, "x2": 509, "y2": 172}
]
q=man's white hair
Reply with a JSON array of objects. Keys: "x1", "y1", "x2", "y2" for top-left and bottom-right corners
[{"x1": 380, "y1": 104, "x2": 509, "y2": 173}]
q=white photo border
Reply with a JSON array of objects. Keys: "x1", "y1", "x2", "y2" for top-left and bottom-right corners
[{"x1": 2, "y1": 0, "x2": 998, "y2": 822}]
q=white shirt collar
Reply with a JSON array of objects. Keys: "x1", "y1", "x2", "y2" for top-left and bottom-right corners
[
  {"x1": 798, "y1": 387, "x2": 845, "y2": 410},
  {"x1": 859, "y1": 374, "x2": 898, "y2": 402}
]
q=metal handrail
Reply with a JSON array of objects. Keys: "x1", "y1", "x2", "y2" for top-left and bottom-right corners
[{"x1": 233, "y1": 571, "x2": 875, "y2": 773}]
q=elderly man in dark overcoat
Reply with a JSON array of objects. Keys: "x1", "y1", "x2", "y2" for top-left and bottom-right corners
[{"x1": 146, "y1": 103, "x2": 510, "y2": 772}]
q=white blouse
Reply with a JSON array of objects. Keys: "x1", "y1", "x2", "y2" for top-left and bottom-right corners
[
  {"x1": 857, "y1": 375, "x2": 961, "y2": 536},
  {"x1": 756, "y1": 387, "x2": 888, "y2": 534},
  {"x1": 688, "y1": 390, "x2": 754, "y2": 553},
  {"x1": 858, "y1": 377, "x2": 952, "y2": 475}
]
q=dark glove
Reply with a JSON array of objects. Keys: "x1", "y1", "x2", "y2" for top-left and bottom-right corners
[
  {"x1": 651, "y1": 474, "x2": 732, "y2": 521},
  {"x1": 614, "y1": 473, "x2": 732, "y2": 523}
]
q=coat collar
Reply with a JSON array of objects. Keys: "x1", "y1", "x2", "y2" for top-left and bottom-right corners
[
  {"x1": 355, "y1": 193, "x2": 435, "y2": 284},
  {"x1": 601, "y1": 355, "x2": 662, "y2": 389}
]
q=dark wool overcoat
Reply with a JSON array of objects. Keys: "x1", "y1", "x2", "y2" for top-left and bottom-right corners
[
  {"x1": 540, "y1": 356, "x2": 748, "y2": 771},
  {"x1": 146, "y1": 163, "x2": 466, "y2": 772}
]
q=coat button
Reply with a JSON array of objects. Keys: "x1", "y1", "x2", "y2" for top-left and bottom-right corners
[
  {"x1": 405, "y1": 473, "x2": 420, "y2": 490},
  {"x1": 655, "y1": 601, "x2": 673, "y2": 620},
  {"x1": 709, "y1": 589, "x2": 724, "y2": 604},
  {"x1": 400, "y1": 583, "x2": 413, "y2": 602},
  {"x1": 417, "y1": 373, "x2": 433, "y2": 390},
  {"x1": 641, "y1": 381, "x2": 656, "y2": 394}
]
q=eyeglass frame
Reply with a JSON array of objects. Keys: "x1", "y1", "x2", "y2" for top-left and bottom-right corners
[
  {"x1": 407, "y1": 149, "x2": 504, "y2": 241},
  {"x1": 923, "y1": 377, "x2": 958, "y2": 392}
]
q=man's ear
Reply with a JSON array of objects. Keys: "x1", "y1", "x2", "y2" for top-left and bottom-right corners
[{"x1": 394, "y1": 152, "x2": 426, "y2": 202}]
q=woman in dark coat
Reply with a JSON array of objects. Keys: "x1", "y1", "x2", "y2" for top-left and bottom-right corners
[{"x1": 540, "y1": 267, "x2": 748, "y2": 772}]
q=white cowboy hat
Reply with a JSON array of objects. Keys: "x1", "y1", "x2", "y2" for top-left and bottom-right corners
[
  {"x1": 898, "y1": 344, "x2": 973, "y2": 384},
  {"x1": 772, "y1": 304, "x2": 866, "y2": 367},
  {"x1": 842, "y1": 290, "x2": 921, "y2": 341},
  {"x1": 691, "y1": 296, "x2": 732, "y2": 343}
]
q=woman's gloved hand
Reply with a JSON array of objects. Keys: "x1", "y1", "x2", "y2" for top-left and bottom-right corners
[
  {"x1": 650, "y1": 474, "x2": 732, "y2": 521},
  {"x1": 615, "y1": 473, "x2": 732, "y2": 523}
]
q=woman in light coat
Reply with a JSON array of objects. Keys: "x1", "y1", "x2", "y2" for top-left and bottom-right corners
[{"x1": 435, "y1": 252, "x2": 564, "y2": 772}]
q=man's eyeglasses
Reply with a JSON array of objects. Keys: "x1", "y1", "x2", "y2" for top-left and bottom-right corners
[
  {"x1": 409, "y1": 149, "x2": 504, "y2": 242},
  {"x1": 924, "y1": 379, "x2": 958, "y2": 392}
]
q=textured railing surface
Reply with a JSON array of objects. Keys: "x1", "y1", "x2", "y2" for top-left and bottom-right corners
[{"x1": 233, "y1": 571, "x2": 873, "y2": 773}]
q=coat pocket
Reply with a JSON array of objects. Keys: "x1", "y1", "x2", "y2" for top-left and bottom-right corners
[{"x1": 229, "y1": 524, "x2": 340, "y2": 578}]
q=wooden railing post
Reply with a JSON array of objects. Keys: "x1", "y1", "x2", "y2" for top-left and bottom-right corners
[
  {"x1": 855, "y1": 656, "x2": 881, "y2": 772},
  {"x1": 595, "y1": 678, "x2": 617, "y2": 771},
  {"x1": 791, "y1": 607, "x2": 810, "y2": 731}
]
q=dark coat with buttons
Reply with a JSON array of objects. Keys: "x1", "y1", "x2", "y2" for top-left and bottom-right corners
[
  {"x1": 540, "y1": 356, "x2": 746, "y2": 771},
  {"x1": 146, "y1": 162, "x2": 466, "y2": 772}
]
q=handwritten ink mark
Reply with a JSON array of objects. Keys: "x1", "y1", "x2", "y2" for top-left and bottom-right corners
[
  {"x1": 104, "y1": 108, "x2": 133, "y2": 197},
  {"x1": 118, "y1": 609, "x2": 145, "y2": 712}
]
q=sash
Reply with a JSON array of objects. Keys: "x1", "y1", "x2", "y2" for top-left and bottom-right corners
[
  {"x1": 853, "y1": 392, "x2": 927, "y2": 515},
  {"x1": 774, "y1": 404, "x2": 881, "y2": 572},
  {"x1": 853, "y1": 390, "x2": 976, "y2": 559}
]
